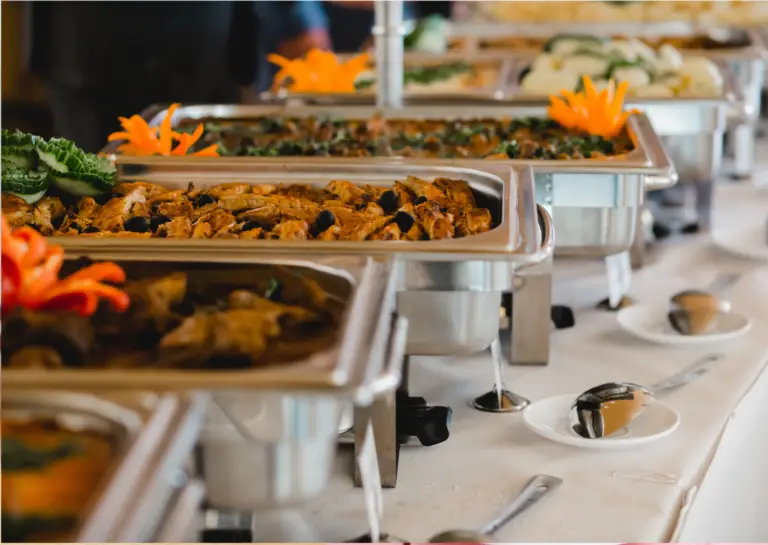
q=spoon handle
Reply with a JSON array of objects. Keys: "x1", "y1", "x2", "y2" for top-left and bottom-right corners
[
  {"x1": 650, "y1": 353, "x2": 725, "y2": 397},
  {"x1": 477, "y1": 474, "x2": 562, "y2": 536},
  {"x1": 707, "y1": 272, "x2": 742, "y2": 294}
]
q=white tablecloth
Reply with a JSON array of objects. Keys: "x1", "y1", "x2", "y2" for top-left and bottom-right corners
[{"x1": 297, "y1": 179, "x2": 768, "y2": 543}]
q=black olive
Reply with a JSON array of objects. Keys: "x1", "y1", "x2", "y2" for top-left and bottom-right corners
[
  {"x1": 315, "y1": 210, "x2": 336, "y2": 232},
  {"x1": 533, "y1": 147, "x2": 546, "y2": 158},
  {"x1": 378, "y1": 190, "x2": 400, "y2": 214},
  {"x1": 124, "y1": 216, "x2": 150, "y2": 233},
  {"x1": 195, "y1": 194, "x2": 216, "y2": 207},
  {"x1": 394, "y1": 211, "x2": 415, "y2": 233},
  {"x1": 242, "y1": 220, "x2": 263, "y2": 232},
  {"x1": 150, "y1": 214, "x2": 171, "y2": 231},
  {"x1": 413, "y1": 196, "x2": 428, "y2": 206},
  {"x1": 82, "y1": 226, "x2": 100, "y2": 233}
]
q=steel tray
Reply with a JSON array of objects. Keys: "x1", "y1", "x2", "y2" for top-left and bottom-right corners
[
  {"x1": 43, "y1": 162, "x2": 550, "y2": 355},
  {"x1": 259, "y1": 51, "x2": 515, "y2": 105},
  {"x1": 108, "y1": 103, "x2": 674, "y2": 255},
  {"x1": 2, "y1": 255, "x2": 400, "y2": 396},
  {"x1": 0, "y1": 391, "x2": 197, "y2": 542}
]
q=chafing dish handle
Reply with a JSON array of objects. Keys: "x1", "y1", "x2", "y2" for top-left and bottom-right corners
[
  {"x1": 634, "y1": 114, "x2": 678, "y2": 192},
  {"x1": 536, "y1": 204, "x2": 554, "y2": 256},
  {"x1": 722, "y1": 61, "x2": 753, "y2": 126},
  {"x1": 357, "y1": 314, "x2": 409, "y2": 402},
  {"x1": 153, "y1": 479, "x2": 206, "y2": 543}
]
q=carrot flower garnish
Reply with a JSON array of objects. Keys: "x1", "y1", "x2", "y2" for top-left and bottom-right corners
[
  {"x1": 107, "y1": 103, "x2": 219, "y2": 157},
  {"x1": 269, "y1": 49, "x2": 369, "y2": 93},
  {"x1": 548, "y1": 76, "x2": 641, "y2": 139},
  {"x1": 1, "y1": 216, "x2": 130, "y2": 317}
]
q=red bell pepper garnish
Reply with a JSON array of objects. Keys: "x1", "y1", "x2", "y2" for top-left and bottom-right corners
[{"x1": 1, "y1": 215, "x2": 130, "y2": 317}]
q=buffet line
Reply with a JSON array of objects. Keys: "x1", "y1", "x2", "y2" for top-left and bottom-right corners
[{"x1": 2, "y1": 8, "x2": 767, "y2": 543}]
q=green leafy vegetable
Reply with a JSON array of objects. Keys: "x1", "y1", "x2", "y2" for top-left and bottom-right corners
[
  {"x1": 264, "y1": 278, "x2": 282, "y2": 300},
  {"x1": 36, "y1": 138, "x2": 116, "y2": 196},
  {"x1": 1, "y1": 159, "x2": 49, "y2": 203},
  {"x1": 2, "y1": 437, "x2": 82, "y2": 472},
  {"x1": 1, "y1": 129, "x2": 41, "y2": 170}
]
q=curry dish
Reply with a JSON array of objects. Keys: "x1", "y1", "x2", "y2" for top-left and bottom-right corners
[
  {"x1": 177, "y1": 115, "x2": 633, "y2": 159},
  {"x1": 2, "y1": 177, "x2": 494, "y2": 241},
  {"x1": 2, "y1": 261, "x2": 346, "y2": 370},
  {"x1": 1, "y1": 418, "x2": 114, "y2": 542}
]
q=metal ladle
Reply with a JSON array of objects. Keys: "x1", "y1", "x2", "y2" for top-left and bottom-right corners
[
  {"x1": 668, "y1": 272, "x2": 741, "y2": 335},
  {"x1": 472, "y1": 336, "x2": 531, "y2": 413},
  {"x1": 570, "y1": 353, "x2": 724, "y2": 439},
  {"x1": 428, "y1": 474, "x2": 562, "y2": 542}
]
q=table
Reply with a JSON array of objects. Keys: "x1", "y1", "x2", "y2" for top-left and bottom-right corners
[{"x1": 250, "y1": 176, "x2": 768, "y2": 542}]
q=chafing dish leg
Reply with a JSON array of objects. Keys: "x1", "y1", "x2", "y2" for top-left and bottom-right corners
[
  {"x1": 508, "y1": 261, "x2": 553, "y2": 366},
  {"x1": 354, "y1": 357, "x2": 406, "y2": 488},
  {"x1": 630, "y1": 206, "x2": 647, "y2": 270},
  {"x1": 732, "y1": 124, "x2": 755, "y2": 180},
  {"x1": 694, "y1": 179, "x2": 714, "y2": 232}
]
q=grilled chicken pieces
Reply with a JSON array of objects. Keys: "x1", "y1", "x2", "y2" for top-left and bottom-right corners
[{"x1": 2, "y1": 177, "x2": 492, "y2": 241}]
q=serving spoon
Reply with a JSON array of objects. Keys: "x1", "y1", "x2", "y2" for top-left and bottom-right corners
[
  {"x1": 570, "y1": 353, "x2": 724, "y2": 439},
  {"x1": 667, "y1": 272, "x2": 741, "y2": 335},
  {"x1": 345, "y1": 475, "x2": 562, "y2": 544},
  {"x1": 428, "y1": 474, "x2": 562, "y2": 542}
]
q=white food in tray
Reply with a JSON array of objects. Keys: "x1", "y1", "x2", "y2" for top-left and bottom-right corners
[{"x1": 520, "y1": 36, "x2": 724, "y2": 99}]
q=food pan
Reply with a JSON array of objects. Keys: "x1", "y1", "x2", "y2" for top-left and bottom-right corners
[
  {"x1": 109, "y1": 103, "x2": 673, "y2": 256},
  {"x1": 61, "y1": 161, "x2": 549, "y2": 355},
  {"x1": 505, "y1": 57, "x2": 742, "y2": 183},
  {"x1": 0, "y1": 391, "x2": 192, "y2": 542},
  {"x1": 259, "y1": 51, "x2": 515, "y2": 105},
  {"x1": 2, "y1": 255, "x2": 401, "y2": 396}
]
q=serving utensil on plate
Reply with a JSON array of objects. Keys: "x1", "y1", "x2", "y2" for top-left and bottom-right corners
[
  {"x1": 428, "y1": 474, "x2": 562, "y2": 542},
  {"x1": 667, "y1": 272, "x2": 741, "y2": 335},
  {"x1": 570, "y1": 353, "x2": 724, "y2": 439}
]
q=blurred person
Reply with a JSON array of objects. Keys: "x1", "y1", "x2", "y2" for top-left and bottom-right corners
[{"x1": 28, "y1": 1, "x2": 331, "y2": 152}]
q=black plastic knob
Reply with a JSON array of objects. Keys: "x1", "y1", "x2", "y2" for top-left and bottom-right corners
[{"x1": 397, "y1": 395, "x2": 452, "y2": 447}]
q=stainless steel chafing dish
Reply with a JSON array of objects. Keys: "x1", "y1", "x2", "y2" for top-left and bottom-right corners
[
  {"x1": 4, "y1": 254, "x2": 406, "y2": 510},
  {"x1": 108, "y1": 103, "x2": 675, "y2": 256},
  {"x1": 0, "y1": 390, "x2": 208, "y2": 542},
  {"x1": 453, "y1": 21, "x2": 759, "y2": 184}
]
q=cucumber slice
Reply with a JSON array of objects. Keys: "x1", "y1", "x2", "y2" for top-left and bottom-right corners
[
  {"x1": 543, "y1": 34, "x2": 606, "y2": 54},
  {"x1": 7, "y1": 188, "x2": 47, "y2": 204},
  {"x1": 1, "y1": 149, "x2": 37, "y2": 170},
  {"x1": 50, "y1": 175, "x2": 109, "y2": 197}
]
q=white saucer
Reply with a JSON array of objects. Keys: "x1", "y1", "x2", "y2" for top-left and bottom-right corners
[
  {"x1": 617, "y1": 304, "x2": 752, "y2": 346},
  {"x1": 523, "y1": 393, "x2": 680, "y2": 449},
  {"x1": 712, "y1": 224, "x2": 768, "y2": 262}
]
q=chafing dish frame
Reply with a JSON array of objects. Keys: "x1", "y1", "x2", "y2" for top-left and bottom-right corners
[{"x1": 0, "y1": 391, "x2": 198, "y2": 542}]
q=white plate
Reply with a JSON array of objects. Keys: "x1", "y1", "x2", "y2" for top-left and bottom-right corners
[
  {"x1": 523, "y1": 393, "x2": 680, "y2": 449},
  {"x1": 712, "y1": 224, "x2": 768, "y2": 262},
  {"x1": 617, "y1": 304, "x2": 752, "y2": 346}
]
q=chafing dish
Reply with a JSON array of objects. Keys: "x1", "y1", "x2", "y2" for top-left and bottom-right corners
[
  {"x1": 107, "y1": 103, "x2": 674, "y2": 256},
  {"x1": 448, "y1": 21, "x2": 762, "y2": 180},
  {"x1": 0, "y1": 391, "x2": 207, "y2": 542},
  {"x1": 259, "y1": 51, "x2": 515, "y2": 106},
  {"x1": 4, "y1": 254, "x2": 405, "y2": 508}
]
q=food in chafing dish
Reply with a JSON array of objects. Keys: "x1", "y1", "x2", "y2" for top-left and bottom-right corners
[
  {"x1": 353, "y1": 62, "x2": 499, "y2": 94},
  {"x1": 174, "y1": 115, "x2": 633, "y2": 159},
  {"x1": 1, "y1": 418, "x2": 114, "y2": 542},
  {"x1": 520, "y1": 34, "x2": 724, "y2": 98},
  {"x1": 477, "y1": 31, "x2": 752, "y2": 53},
  {"x1": 3, "y1": 176, "x2": 494, "y2": 241},
  {"x1": 2, "y1": 259, "x2": 345, "y2": 370}
]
